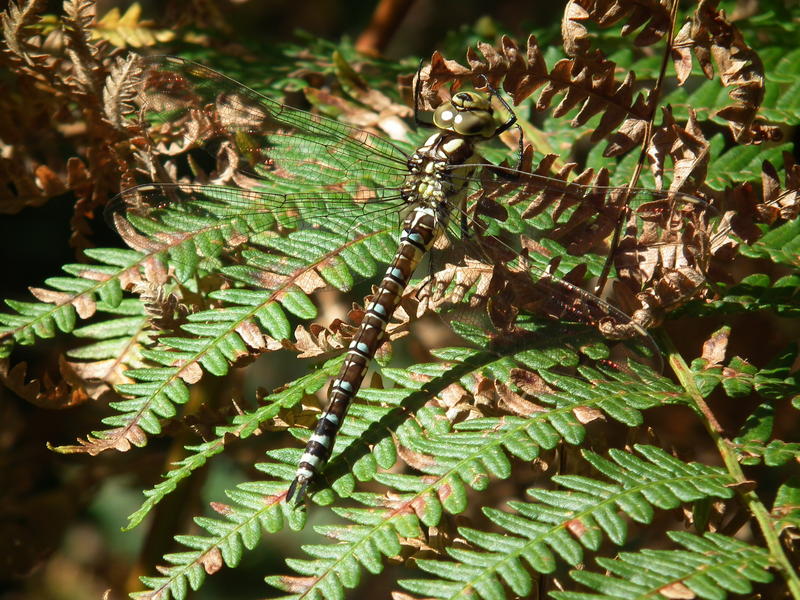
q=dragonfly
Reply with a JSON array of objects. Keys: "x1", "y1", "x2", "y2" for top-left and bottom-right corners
[{"x1": 110, "y1": 55, "x2": 699, "y2": 506}]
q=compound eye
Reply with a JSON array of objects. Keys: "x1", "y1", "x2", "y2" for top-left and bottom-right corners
[
  {"x1": 432, "y1": 102, "x2": 457, "y2": 129},
  {"x1": 452, "y1": 110, "x2": 494, "y2": 136},
  {"x1": 452, "y1": 91, "x2": 478, "y2": 109}
]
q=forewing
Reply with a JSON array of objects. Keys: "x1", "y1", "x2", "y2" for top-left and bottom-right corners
[
  {"x1": 129, "y1": 55, "x2": 410, "y2": 192},
  {"x1": 110, "y1": 56, "x2": 421, "y2": 299}
]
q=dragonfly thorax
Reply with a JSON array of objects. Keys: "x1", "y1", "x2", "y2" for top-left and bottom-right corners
[{"x1": 402, "y1": 131, "x2": 477, "y2": 217}]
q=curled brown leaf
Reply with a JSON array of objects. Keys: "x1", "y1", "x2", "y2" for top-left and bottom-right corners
[
  {"x1": 562, "y1": 0, "x2": 671, "y2": 57},
  {"x1": 672, "y1": 0, "x2": 766, "y2": 144}
]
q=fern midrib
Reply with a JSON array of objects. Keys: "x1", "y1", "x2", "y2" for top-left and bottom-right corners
[
  {"x1": 397, "y1": 381, "x2": 629, "y2": 489},
  {"x1": 293, "y1": 355, "x2": 622, "y2": 595},
  {"x1": 619, "y1": 550, "x2": 777, "y2": 600},
  {"x1": 97, "y1": 316, "x2": 152, "y2": 380},
  {"x1": 293, "y1": 511, "x2": 403, "y2": 600},
  {"x1": 282, "y1": 351, "x2": 524, "y2": 597},
  {"x1": 145, "y1": 495, "x2": 285, "y2": 596},
  {"x1": 325, "y1": 342, "x2": 643, "y2": 496},
  {"x1": 665, "y1": 338, "x2": 800, "y2": 597}
]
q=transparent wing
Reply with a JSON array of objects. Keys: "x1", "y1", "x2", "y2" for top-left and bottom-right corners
[
  {"x1": 448, "y1": 162, "x2": 710, "y2": 300},
  {"x1": 109, "y1": 183, "x2": 407, "y2": 294},
  {"x1": 110, "y1": 55, "x2": 418, "y2": 294},
  {"x1": 417, "y1": 234, "x2": 664, "y2": 370},
  {"x1": 418, "y1": 163, "x2": 711, "y2": 368},
  {"x1": 450, "y1": 161, "x2": 707, "y2": 260},
  {"x1": 129, "y1": 55, "x2": 410, "y2": 190},
  {"x1": 113, "y1": 55, "x2": 710, "y2": 368}
]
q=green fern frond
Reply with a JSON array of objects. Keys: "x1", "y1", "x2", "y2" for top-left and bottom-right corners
[
  {"x1": 397, "y1": 446, "x2": 734, "y2": 600},
  {"x1": 736, "y1": 438, "x2": 800, "y2": 467},
  {"x1": 254, "y1": 326, "x2": 676, "y2": 506},
  {"x1": 65, "y1": 194, "x2": 402, "y2": 452},
  {"x1": 697, "y1": 272, "x2": 800, "y2": 319},
  {"x1": 131, "y1": 479, "x2": 302, "y2": 600},
  {"x1": 730, "y1": 401, "x2": 800, "y2": 467},
  {"x1": 760, "y1": 46, "x2": 800, "y2": 123},
  {"x1": 773, "y1": 478, "x2": 800, "y2": 533},
  {"x1": 0, "y1": 247, "x2": 143, "y2": 358},
  {"x1": 123, "y1": 363, "x2": 336, "y2": 530},
  {"x1": 552, "y1": 532, "x2": 773, "y2": 600},
  {"x1": 740, "y1": 217, "x2": 800, "y2": 268},
  {"x1": 235, "y1": 341, "x2": 697, "y2": 599},
  {"x1": 692, "y1": 344, "x2": 800, "y2": 400},
  {"x1": 66, "y1": 299, "x2": 151, "y2": 361},
  {"x1": 704, "y1": 140, "x2": 794, "y2": 191},
  {"x1": 265, "y1": 497, "x2": 419, "y2": 599}
]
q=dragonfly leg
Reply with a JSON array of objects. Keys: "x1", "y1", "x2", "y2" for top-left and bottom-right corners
[
  {"x1": 460, "y1": 211, "x2": 470, "y2": 238},
  {"x1": 475, "y1": 75, "x2": 525, "y2": 171}
]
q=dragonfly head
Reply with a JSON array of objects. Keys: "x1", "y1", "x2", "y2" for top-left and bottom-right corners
[{"x1": 433, "y1": 91, "x2": 497, "y2": 138}]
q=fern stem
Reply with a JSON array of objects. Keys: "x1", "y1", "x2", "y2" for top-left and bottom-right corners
[
  {"x1": 594, "y1": 0, "x2": 679, "y2": 296},
  {"x1": 660, "y1": 332, "x2": 800, "y2": 598}
]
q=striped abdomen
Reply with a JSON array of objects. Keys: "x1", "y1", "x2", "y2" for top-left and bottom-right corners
[{"x1": 285, "y1": 205, "x2": 447, "y2": 504}]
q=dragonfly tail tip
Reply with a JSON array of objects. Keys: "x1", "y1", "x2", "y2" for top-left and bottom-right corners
[{"x1": 285, "y1": 476, "x2": 309, "y2": 507}]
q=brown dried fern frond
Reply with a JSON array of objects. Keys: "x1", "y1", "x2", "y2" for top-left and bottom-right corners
[
  {"x1": 102, "y1": 53, "x2": 145, "y2": 131},
  {"x1": 0, "y1": 0, "x2": 134, "y2": 246},
  {"x1": 562, "y1": 0, "x2": 672, "y2": 55},
  {"x1": 647, "y1": 106, "x2": 710, "y2": 195},
  {"x1": 0, "y1": 358, "x2": 88, "y2": 409},
  {"x1": 672, "y1": 0, "x2": 772, "y2": 144},
  {"x1": 2, "y1": 0, "x2": 49, "y2": 69},
  {"x1": 709, "y1": 154, "x2": 800, "y2": 257}
]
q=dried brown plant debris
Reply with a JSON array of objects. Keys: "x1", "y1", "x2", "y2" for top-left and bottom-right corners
[
  {"x1": 710, "y1": 154, "x2": 800, "y2": 257},
  {"x1": 647, "y1": 106, "x2": 710, "y2": 194},
  {"x1": 0, "y1": 357, "x2": 88, "y2": 409},
  {"x1": 562, "y1": 0, "x2": 672, "y2": 56},
  {"x1": 410, "y1": 2, "x2": 795, "y2": 334},
  {"x1": 487, "y1": 148, "x2": 627, "y2": 253},
  {"x1": 672, "y1": 0, "x2": 773, "y2": 144},
  {"x1": 58, "y1": 420, "x2": 150, "y2": 455},
  {"x1": 758, "y1": 156, "x2": 800, "y2": 223},
  {"x1": 1, "y1": 0, "x2": 127, "y2": 248}
]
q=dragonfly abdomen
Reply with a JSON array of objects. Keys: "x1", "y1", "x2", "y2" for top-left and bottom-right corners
[{"x1": 286, "y1": 205, "x2": 448, "y2": 505}]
